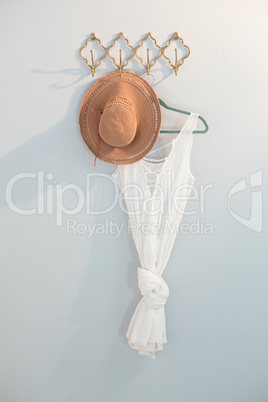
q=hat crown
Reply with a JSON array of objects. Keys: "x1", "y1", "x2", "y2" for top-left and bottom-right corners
[{"x1": 99, "y1": 97, "x2": 137, "y2": 147}]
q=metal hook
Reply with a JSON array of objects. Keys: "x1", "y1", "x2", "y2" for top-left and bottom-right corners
[
  {"x1": 119, "y1": 49, "x2": 122, "y2": 76},
  {"x1": 147, "y1": 48, "x2": 150, "y2": 75},
  {"x1": 90, "y1": 50, "x2": 95, "y2": 77},
  {"x1": 175, "y1": 48, "x2": 178, "y2": 76}
]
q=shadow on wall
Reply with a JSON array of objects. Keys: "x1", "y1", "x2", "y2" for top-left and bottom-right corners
[
  {"x1": 0, "y1": 33, "x2": 175, "y2": 207},
  {"x1": 1, "y1": 35, "x2": 175, "y2": 399}
]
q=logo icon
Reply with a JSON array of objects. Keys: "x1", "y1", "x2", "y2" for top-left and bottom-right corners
[{"x1": 227, "y1": 170, "x2": 263, "y2": 232}]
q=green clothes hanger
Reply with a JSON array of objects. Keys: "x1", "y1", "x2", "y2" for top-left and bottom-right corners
[{"x1": 158, "y1": 98, "x2": 209, "y2": 134}]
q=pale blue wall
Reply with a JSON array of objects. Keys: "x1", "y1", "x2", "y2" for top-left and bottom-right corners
[{"x1": 1, "y1": 0, "x2": 268, "y2": 401}]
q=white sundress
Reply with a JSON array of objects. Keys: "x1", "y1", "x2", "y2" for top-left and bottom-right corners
[{"x1": 111, "y1": 112, "x2": 199, "y2": 359}]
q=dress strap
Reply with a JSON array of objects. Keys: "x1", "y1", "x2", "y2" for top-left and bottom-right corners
[
  {"x1": 182, "y1": 112, "x2": 199, "y2": 145},
  {"x1": 145, "y1": 112, "x2": 199, "y2": 160},
  {"x1": 171, "y1": 112, "x2": 199, "y2": 153},
  {"x1": 177, "y1": 113, "x2": 199, "y2": 178},
  {"x1": 179, "y1": 112, "x2": 199, "y2": 137}
]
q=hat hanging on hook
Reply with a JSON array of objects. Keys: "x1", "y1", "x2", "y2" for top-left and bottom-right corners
[{"x1": 79, "y1": 71, "x2": 162, "y2": 165}]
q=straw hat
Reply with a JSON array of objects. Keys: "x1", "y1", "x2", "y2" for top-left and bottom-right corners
[{"x1": 79, "y1": 71, "x2": 162, "y2": 165}]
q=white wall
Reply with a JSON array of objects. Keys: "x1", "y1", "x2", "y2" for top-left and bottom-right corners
[{"x1": 1, "y1": 1, "x2": 268, "y2": 401}]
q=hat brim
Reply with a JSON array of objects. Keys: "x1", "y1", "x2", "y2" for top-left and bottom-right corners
[{"x1": 79, "y1": 71, "x2": 162, "y2": 165}]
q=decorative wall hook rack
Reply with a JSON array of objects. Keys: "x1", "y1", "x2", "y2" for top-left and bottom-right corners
[{"x1": 80, "y1": 32, "x2": 190, "y2": 77}]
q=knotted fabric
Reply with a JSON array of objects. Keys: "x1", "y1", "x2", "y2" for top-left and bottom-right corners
[
  {"x1": 111, "y1": 113, "x2": 199, "y2": 359},
  {"x1": 138, "y1": 268, "x2": 169, "y2": 309},
  {"x1": 126, "y1": 267, "x2": 169, "y2": 359}
]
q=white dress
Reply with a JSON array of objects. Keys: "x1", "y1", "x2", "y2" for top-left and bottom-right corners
[{"x1": 111, "y1": 112, "x2": 199, "y2": 359}]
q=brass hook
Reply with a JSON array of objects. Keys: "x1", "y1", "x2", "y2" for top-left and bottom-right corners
[
  {"x1": 90, "y1": 50, "x2": 95, "y2": 77},
  {"x1": 175, "y1": 48, "x2": 178, "y2": 76},
  {"x1": 119, "y1": 49, "x2": 122, "y2": 76},
  {"x1": 162, "y1": 32, "x2": 190, "y2": 75},
  {"x1": 147, "y1": 48, "x2": 150, "y2": 75}
]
